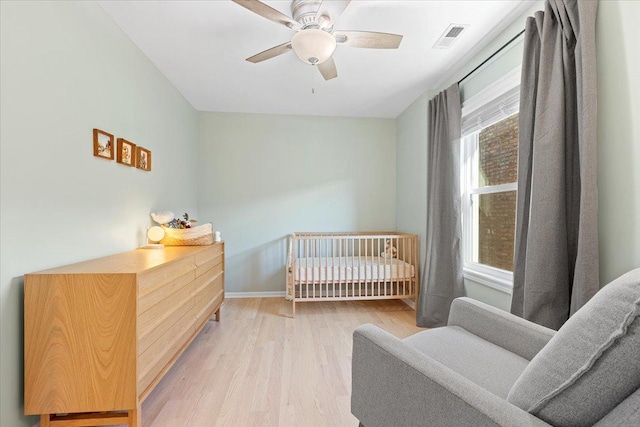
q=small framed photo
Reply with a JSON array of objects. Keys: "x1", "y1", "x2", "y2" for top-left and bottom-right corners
[
  {"x1": 116, "y1": 138, "x2": 137, "y2": 167},
  {"x1": 136, "y1": 146, "x2": 152, "y2": 171},
  {"x1": 93, "y1": 129, "x2": 114, "y2": 160}
]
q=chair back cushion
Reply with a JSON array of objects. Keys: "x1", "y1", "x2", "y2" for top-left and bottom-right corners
[
  {"x1": 592, "y1": 387, "x2": 640, "y2": 427},
  {"x1": 507, "y1": 268, "x2": 640, "y2": 426}
]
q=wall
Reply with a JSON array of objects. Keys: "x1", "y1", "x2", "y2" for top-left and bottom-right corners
[
  {"x1": 197, "y1": 112, "x2": 396, "y2": 294},
  {"x1": 396, "y1": 92, "x2": 432, "y2": 275},
  {"x1": 0, "y1": 2, "x2": 198, "y2": 426},
  {"x1": 396, "y1": 0, "x2": 640, "y2": 312},
  {"x1": 596, "y1": 0, "x2": 640, "y2": 285}
]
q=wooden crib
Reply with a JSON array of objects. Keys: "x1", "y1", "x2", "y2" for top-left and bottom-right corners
[{"x1": 286, "y1": 232, "x2": 419, "y2": 316}]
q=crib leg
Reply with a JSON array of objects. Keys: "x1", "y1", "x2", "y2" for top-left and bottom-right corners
[{"x1": 292, "y1": 298, "x2": 296, "y2": 318}]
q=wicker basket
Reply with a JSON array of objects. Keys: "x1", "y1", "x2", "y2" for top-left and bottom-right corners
[{"x1": 160, "y1": 223, "x2": 214, "y2": 246}]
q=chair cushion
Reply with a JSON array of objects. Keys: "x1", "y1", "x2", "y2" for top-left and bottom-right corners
[
  {"x1": 403, "y1": 326, "x2": 529, "y2": 399},
  {"x1": 592, "y1": 387, "x2": 640, "y2": 427},
  {"x1": 507, "y1": 268, "x2": 640, "y2": 426}
]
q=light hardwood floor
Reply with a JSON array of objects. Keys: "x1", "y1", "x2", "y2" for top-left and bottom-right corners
[{"x1": 131, "y1": 298, "x2": 422, "y2": 427}]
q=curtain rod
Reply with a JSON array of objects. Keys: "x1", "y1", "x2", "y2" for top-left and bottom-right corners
[{"x1": 457, "y1": 29, "x2": 526, "y2": 85}]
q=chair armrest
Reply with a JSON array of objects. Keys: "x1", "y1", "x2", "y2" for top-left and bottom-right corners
[
  {"x1": 352, "y1": 324, "x2": 551, "y2": 427},
  {"x1": 447, "y1": 297, "x2": 556, "y2": 360}
]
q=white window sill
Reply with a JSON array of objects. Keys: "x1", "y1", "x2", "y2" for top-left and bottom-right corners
[{"x1": 463, "y1": 267, "x2": 513, "y2": 294}]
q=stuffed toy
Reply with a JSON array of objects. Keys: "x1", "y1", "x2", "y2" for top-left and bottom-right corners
[{"x1": 380, "y1": 239, "x2": 398, "y2": 259}]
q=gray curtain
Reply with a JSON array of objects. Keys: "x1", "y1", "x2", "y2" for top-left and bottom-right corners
[
  {"x1": 511, "y1": 0, "x2": 599, "y2": 330},
  {"x1": 417, "y1": 84, "x2": 464, "y2": 328}
]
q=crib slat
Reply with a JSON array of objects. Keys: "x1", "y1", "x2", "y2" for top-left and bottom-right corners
[
  {"x1": 411, "y1": 235, "x2": 415, "y2": 297},
  {"x1": 298, "y1": 237, "x2": 301, "y2": 300},
  {"x1": 378, "y1": 239, "x2": 387, "y2": 296},
  {"x1": 383, "y1": 239, "x2": 393, "y2": 298},
  {"x1": 360, "y1": 237, "x2": 369, "y2": 296},
  {"x1": 330, "y1": 238, "x2": 334, "y2": 299},
  {"x1": 359, "y1": 238, "x2": 363, "y2": 298},
  {"x1": 415, "y1": 236, "x2": 419, "y2": 298},
  {"x1": 364, "y1": 237, "x2": 378, "y2": 296},
  {"x1": 305, "y1": 240, "x2": 313, "y2": 298},
  {"x1": 402, "y1": 237, "x2": 407, "y2": 296},
  {"x1": 324, "y1": 239, "x2": 328, "y2": 299},
  {"x1": 319, "y1": 239, "x2": 322, "y2": 299},
  {"x1": 378, "y1": 238, "x2": 382, "y2": 296},
  {"x1": 318, "y1": 238, "x2": 321, "y2": 298},
  {"x1": 340, "y1": 238, "x2": 349, "y2": 297},
  {"x1": 293, "y1": 235, "x2": 296, "y2": 315},
  {"x1": 407, "y1": 234, "x2": 415, "y2": 296},
  {"x1": 350, "y1": 238, "x2": 354, "y2": 298},
  {"x1": 339, "y1": 237, "x2": 343, "y2": 299},
  {"x1": 367, "y1": 238, "x2": 370, "y2": 297}
]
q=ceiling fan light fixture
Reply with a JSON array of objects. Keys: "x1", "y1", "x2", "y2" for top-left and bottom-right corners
[{"x1": 291, "y1": 29, "x2": 336, "y2": 65}]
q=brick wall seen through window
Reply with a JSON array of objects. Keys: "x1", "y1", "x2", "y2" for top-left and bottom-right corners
[{"x1": 477, "y1": 113, "x2": 519, "y2": 271}]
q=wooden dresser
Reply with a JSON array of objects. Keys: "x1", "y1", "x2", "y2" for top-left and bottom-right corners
[{"x1": 24, "y1": 243, "x2": 225, "y2": 427}]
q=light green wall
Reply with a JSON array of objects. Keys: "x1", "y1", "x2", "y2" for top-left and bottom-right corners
[
  {"x1": 596, "y1": 0, "x2": 640, "y2": 284},
  {"x1": 197, "y1": 112, "x2": 397, "y2": 294},
  {"x1": 0, "y1": 2, "x2": 198, "y2": 426},
  {"x1": 396, "y1": 92, "x2": 432, "y2": 274},
  {"x1": 396, "y1": 0, "x2": 640, "y2": 311}
]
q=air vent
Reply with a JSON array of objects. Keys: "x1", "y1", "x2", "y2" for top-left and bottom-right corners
[{"x1": 433, "y1": 24, "x2": 469, "y2": 49}]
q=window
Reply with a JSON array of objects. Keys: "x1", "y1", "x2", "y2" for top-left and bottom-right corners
[{"x1": 461, "y1": 69, "x2": 520, "y2": 291}]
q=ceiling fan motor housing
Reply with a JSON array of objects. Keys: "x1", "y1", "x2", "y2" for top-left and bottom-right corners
[{"x1": 291, "y1": 0, "x2": 327, "y2": 29}]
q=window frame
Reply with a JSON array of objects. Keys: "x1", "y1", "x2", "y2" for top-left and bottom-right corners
[{"x1": 460, "y1": 67, "x2": 521, "y2": 293}]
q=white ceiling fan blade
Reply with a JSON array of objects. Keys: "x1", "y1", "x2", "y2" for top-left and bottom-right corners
[
  {"x1": 315, "y1": 0, "x2": 352, "y2": 25},
  {"x1": 334, "y1": 31, "x2": 403, "y2": 49},
  {"x1": 232, "y1": 0, "x2": 301, "y2": 30},
  {"x1": 246, "y1": 42, "x2": 292, "y2": 63},
  {"x1": 317, "y1": 57, "x2": 337, "y2": 81}
]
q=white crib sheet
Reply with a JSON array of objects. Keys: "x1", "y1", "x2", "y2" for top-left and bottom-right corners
[{"x1": 293, "y1": 256, "x2": 415, "y2": 282}]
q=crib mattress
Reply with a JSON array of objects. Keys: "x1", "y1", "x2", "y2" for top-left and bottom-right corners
[{"x1": 293, "y1": 257, "x2": 415, "y2": 282}]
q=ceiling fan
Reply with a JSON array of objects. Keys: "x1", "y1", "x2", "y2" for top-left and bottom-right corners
[{"x1": 232, "y1": 0, "x2": 403, "y2": 80}]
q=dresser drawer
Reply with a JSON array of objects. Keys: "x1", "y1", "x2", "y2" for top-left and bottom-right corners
[
  {"x1": 196, "y1": 289, "x2": 223, "y2": 331},
  {"x1": 195, "y1": 278, "x2": 224, "y2": 329},
  {"x1": 193, "y1": 259, "x2": 223, "y2": 291},
  {"x1": 138, "y1": 294, "x2": 194, "y2": 355},
  {"x1": 195, "y1": 243, "x2": 223, "y2": 266},
  {"x1": 138, "y1": 269, "x2": 195, "y2": 315},
  {"x1": 195, "y1": 275, "x2": 223, "y2": 312},
  {"x1": 196, "y1": 252, "x2": 223, "y2": 278},
  {"x1": 138, "y1": 256, "x2": 196, "y2": 296},
  {"x1": 138, "y1": 277, "x2": 194, "y2": 341},
  {"x1": 138, "y1": 306, "x2": 196, "y2": 394}
]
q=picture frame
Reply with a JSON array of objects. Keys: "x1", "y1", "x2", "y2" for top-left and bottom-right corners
[
  {"x1": 116, "y1": 138, "x2": 137, "y2": 167},
  {"x1": 93, "y1": 129, "x2": 114, "y2": 160},
  {"x1": 136, "y1": 146, "x2": 152, "y2": 171}
]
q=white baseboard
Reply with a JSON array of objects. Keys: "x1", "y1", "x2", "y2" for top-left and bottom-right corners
[{"x1": 225, "y1": 291, "x2": 286, "y2": 299}]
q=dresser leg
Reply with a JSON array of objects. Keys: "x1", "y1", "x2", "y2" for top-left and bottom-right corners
[
  {"x1": 40, "y1": 414, "x2": 51, "y2": 427},
  {"x1": 214, "y1": 308, "x2": 221, "y2": 321},
  {"x1": 128, "y1": 407, "x2": 140, "y2": 427}
]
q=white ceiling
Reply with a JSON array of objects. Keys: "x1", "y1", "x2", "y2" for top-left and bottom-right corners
[{"x1": 99, "y1": 0, "x2": 530, "y2": 118}]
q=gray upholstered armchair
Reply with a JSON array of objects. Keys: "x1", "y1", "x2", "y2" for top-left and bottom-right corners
[{"x1": 351, "y1": 269, "x2": 640, "y2": 427}]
